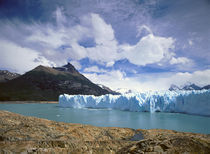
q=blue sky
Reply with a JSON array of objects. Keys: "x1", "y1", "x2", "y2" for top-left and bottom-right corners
[{"x1": 0, "y1": 0, "x2": 210, "y2": 91}]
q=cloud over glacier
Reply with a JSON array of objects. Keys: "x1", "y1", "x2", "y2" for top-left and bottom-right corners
[
  {"x1": 0, "y1": 0, "x2": 209, "y2": 90},
  {"x1": 0, "y1": 8, "x2": 190, "y2": 72}
]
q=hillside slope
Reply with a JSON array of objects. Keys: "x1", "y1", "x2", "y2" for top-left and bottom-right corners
[{"x1": 0, "y1": 63, "x2": 115, "y2": 101}]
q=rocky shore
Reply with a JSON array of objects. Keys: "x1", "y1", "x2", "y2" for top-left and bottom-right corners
[{"x1": 0, "y1": 110, "x2": 209, "y2": 153}]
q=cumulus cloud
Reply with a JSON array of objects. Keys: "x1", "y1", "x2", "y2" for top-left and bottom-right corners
[
  {"x1": 0, "y1": 6, "x2": 200, "y2": 91},
  {"x1": 170, "y1": 57, "x2": 192, "y2": 65},
  {"x1": 136, "y1": 25, "x2": 153, "y2": 37},
  {"x1": 70, "y1": 60, "x2": 82, "y2": 70},
  {"x1": 0, "y1": 40, "x2": 55, "y2": 73},
  {"x1": 84, "y1": 66, "x2": 107, "y2": 73},
  {"x1": 54, "y1": 7, "x2": 66, "y2": 26},
  {"x1": 145, "y1": 69, "x2": 210, "y2": 90},
  {"x1": 83, "y1": 70, "x2": 126, "y2": 89},
  {"x1": 84, "y1": 68, "x2": 210, "y2": 91},
  {"x1": 106, "y1": 61, "x2": 115, "y2": 67},
  {"x1": 121, "y1": 34, "x2": 175, "y2": 66},
  {"x1": 23, "y1": 12, "x2": 119, "y2": 66},
  {"x1": 0, "y1": 7, "x2": 191, "y2": 73}
]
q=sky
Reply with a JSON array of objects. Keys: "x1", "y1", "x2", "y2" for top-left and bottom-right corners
[{"x1": 0, "y1": 0, "x2": 210, "y2": 91}]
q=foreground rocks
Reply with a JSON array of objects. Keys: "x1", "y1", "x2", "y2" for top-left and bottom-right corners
[{"x1": 0, "y1": 111, "x2": 209, "y2": 153}]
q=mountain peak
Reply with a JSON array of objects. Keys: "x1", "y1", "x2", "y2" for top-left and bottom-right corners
[
  {"x1": 32, "y1": 65, "x2": 61, "y2": 75},
  {"x1": 169, "y1": 84, "x2": 180, "y2": 91},
  {"x1": 53, "y1": 62, "x2": 79, "y2": 74},
  {"x1": 64, "y1": 62, "x2": 78, "y2": 72},
  {"x1": 0, "y1": 63, "x2": 114, "y2": 101},
  {"x1": 34, "y1": 65, "x2": 46, "y2": 70},
  {"x1": 182, "y1": 83, "x2": 201, "y2": 90},
  {"x1": 169, "y1": 82, "x2": 202, "y2": 91}
]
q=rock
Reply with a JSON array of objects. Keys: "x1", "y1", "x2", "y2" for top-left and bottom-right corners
[
  {"x1": 153, "y1": 145, "x2": 163, "y2": 152},
  {"x1": 0, "y1": 111, "x2": 210, "y2": 153}
]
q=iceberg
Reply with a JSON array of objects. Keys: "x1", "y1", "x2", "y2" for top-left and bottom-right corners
[{"x1": 59, "y1": 90, "x2": 210, "y2": 116}]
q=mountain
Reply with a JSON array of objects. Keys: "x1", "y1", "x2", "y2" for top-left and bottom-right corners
[
  {"x1": 182, "y1": 83, "x2": 201, "y2": 90},
  {"x1": 53, "y1": 63, "x2": 81, "y2": 75},
  {"x1": 97, "y1": 84, "x2": 120, "y2": 95},
  {"x1": 169, "y1": 82, "x2": 210, "y2": 91},
  {"x1": 0, "y1": 70, "x2": 20, "y2": 83},
  {"x1": 0, "y1": 63, "x2": 116, "y2": 101},
  {"x1": 168, "y1": 84, "x2": 181, "y2": 91},
  {"x1": 201, "y1": 85, "x2": 210, "y2": 90}
]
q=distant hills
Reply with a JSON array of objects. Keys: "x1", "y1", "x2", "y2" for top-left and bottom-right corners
[
  {"x1": 169, "y1": 82, "x2": 210, "y2": 91},
  {"x1": 0, "y1": 63, "x2": 117, "y2": 101},
  {"x1": 0, "y1": 70, "x2": 20, "y2": 83}
]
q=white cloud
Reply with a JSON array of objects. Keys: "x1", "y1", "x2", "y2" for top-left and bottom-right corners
[
  {"x1": 90, "y1": 13, "x2": 116, "y2": 46},
  {"x1": 83, "y1": 70, "x2": 126, "y2": 89},
  {"x1": 188, "y1": 40, "x2": 193, "y2": 46},
  {"x1": 84, "y1": 68, "x2": 210, "y2": 91},
  {"x1": 54, "y1": 7, "x2": 66, "y2": 27},
  {"x1": 84, "y1": 66, "x2": 107, "y2": 73},
  {"x1": 170, "y1": 57, "x2": 192, "y2": 65},
  {"x1": 136, "y1": 24, "x2": 153, "y2": 37},
  {"x1": 0, "y1": 8, "x2": 195, "y2": 74},
  {"x1": 83, "y1": 13, "x2": 119, "y2": 63},
  {"x1": 25, "y1": 10, "x2": 183, "y2": 69},
  {"x1": 70, "y1": 60, "x2": 82, "y2": 70},
  {"x1": 0, "y1": 40, "x2": 55, "y2": 73},
  {"x1": 121, "y1": 34, "x2": 175, "y2": 66},
  {"x1": 106, "y1": 61, "x2": 115, "y2": 67},
  {"x1": 25, "y1": 12, "x2": 119, "y2": 66},
  {"x1": 143, "y1": 69, "x2": 210, "y2": 90}
]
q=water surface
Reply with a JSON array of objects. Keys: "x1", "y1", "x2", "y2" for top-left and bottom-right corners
[{"x1": 0, "y1": 103, "x2": 209, "y2": 134}]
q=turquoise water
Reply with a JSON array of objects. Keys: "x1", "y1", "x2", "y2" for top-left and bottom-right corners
[{"x1": 0, "y1": 103, "x2": 210, "y2": 134}]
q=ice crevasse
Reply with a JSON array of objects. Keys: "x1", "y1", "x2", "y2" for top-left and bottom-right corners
[{"x1": 59, "y1": 90, "x2": 210, "y2": 116}]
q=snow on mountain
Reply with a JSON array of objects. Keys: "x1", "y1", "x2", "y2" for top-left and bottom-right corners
[
  {"x1": 181, "y1": 82, "x2": 201, "y2": 90},
  {"x1": 169, "y1": 84, "x2": 181, "y2": 91},
  {"x1": 97, "y1": 84, "x2": 120, "y2": 95},
  {"x1": 115, "y1": 88, "x2": 139, "y2": 94},
  {"x1": 59, "y1": 90, "x2": 210, "y2": 116},
  {"x1": 169, "y1": 82, "x2": 207, "y2": 91},
  {"x1": 0, "y1": 70, "x2": 20, "y2": 83}
]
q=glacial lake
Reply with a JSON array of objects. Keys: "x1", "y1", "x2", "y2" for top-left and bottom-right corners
[{"x1": 0, "y1": 103, "x2": 210, "y2": 134}]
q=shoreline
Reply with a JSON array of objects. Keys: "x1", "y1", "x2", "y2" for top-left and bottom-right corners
[
  {"x1": 0, "y1": 101, "x2": 58, "y2": 104},
  {"x1": 0, "y1": 110, "x2": 210, "y2": 153}
]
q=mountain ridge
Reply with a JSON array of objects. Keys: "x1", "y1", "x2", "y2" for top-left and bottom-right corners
[
  {"x1": 169, "y1": 83, "x2": 210, "y2": 91},
  {"x1": 0, "y1": 70, "x2": 20, "y2": 83},
  {"x1": 0, "y1": 63, "x2": 117, "y2": 101}
]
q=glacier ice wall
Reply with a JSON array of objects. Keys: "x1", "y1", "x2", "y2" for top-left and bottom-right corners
[{"x1": 59, "y1": 90, "x2": 210, "y2": 116}]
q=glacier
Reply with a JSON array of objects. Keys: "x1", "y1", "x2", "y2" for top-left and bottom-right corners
[{"x1": 59, "y1": 90, "x2": 210, "y2": 116}]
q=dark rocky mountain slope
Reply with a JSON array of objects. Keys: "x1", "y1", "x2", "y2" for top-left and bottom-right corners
[{"x1": 0, "y1": 63, "x2": 116, "y2": 101}]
